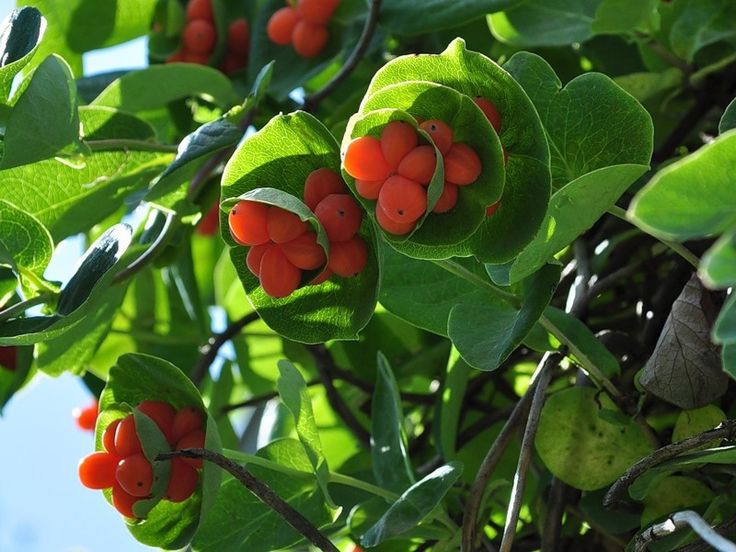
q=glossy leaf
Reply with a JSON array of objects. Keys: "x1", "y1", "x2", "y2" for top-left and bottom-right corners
[
  {"x1": 591, "y1": 0, "x2": 659, "y2": 35},
  {"x1": 220, "y1": 111, "x2": 379, "y2": 343},
  {"x1": 640, "y1": 476, "x2": 714, "y2": 526},
  {"x1": 720, "y1": 97, "x2": 736, "y2": 134},
  {"x1": 714, "y1": 293, "x2": 736, "y2": 346},
  {"x1": 0, "y1": 6, "x2": 45, "y2": 101},
  {"x1": 0, "y1": 199, "x2": 52, "y2": 277},
  {"x1": 701, "y1": 227, "x2": 736, "y2": 289},
  {"x1": 669, "y1": 0, "x2": 736, "y2": 62},
  {"x1": 381, "y1": 0, "x2": 523, "y2": 35},
  {"x1": 672, "y1": 405, "x2": 726, "y2": 444}
]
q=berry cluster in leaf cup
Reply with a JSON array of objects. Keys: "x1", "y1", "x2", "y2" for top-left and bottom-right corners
[
  {"x1": 228, "y1": 168, "x2": 368, "y2": 299},
  {"x1": 267, "y1": 0, "x2": 340, "y2": 58},
  {"x1": 78, "y1": 401, "x2": 205, "y2": 518}
]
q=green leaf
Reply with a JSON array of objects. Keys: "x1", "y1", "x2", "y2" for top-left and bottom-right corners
[
  {"x1": 132, "y1": 408, "x2": 174, "y2": 519},
  {"x1": 448, "y1": 264, "x2": 559, "y2": 371},
  {"x1": 22, "y1": 0, "x2": 158, "y2": 75},
  {"x1": 276, "y1": 360, "x2": 335, "y2": 507},
  {"x1": 0, "y1": 199, "x2": 52, "y2": 277},
  {"x1": 700, "y1": 227, "x2": 736, "y2": 289},
  {"x1": 80, "y1": 105, "x2": 156, "y2": 141},
  {"x1": 714, "y1": 293, "x2": 736, "y2": 346},
  {"x1": 672, "y1": 405, "x2": 726, "y2": 444},
  {"x1": 535, "y1": 387, "x2": 653, "y2": 491},
  {"x1": 1, "y1": 54, "x2": 79, "y2": 169},
  {"x1": 220, "y1": 111, "x2": 379, "y2": 343},
  {"x1": 436, "y1": 348, "x2": 470, "y2": 459},
  {"x1": 640, "y1": 476, "x2": 714, "y2": 526},
  {"x1": 92, "y1": 63, "x2": 233, "y2": 113},
  {"x1": 669, "y1": 0, "x2": 736, "y2": 62},
  {"x1": 592, "y1": 0, "x2": 659, "y2": 35},
  {"x1": 489, "y1": 0, "x2": 602, "y2": 47},
  {"x1": 363, "y1": 39, "x2": 551, "y2": 263},
  {"x1": 372, "y1": 353, "x2": 415, "y2": 493},
  {"x1": 360, "y1": 462, "x2": 462, "y2": 547},
  {"x1": 380, "y1": 0, "x2": 524, "y2": 36},
  {"x1": 614, "y1": 69, "x2": 682, "y2": 104},
  {"x1": 0, "y1": 7, "x2": 45, "y2": 101},
  {"x1": 720, "y1": 97, "x2": 736, "y2": 134},
  {"x1": 724, "y1": 343, "x2": 736, "y2": 379},
  {"x1": 629, "y1": 130, "x2": 736, "y2": 240}
]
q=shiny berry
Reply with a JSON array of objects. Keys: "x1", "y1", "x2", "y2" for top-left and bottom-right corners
[
  {"x1": 196, "y1": 203, "x2": 219, "y2": 235},
  {"x1": 183, "y1": 20, "x2": 216, "y2": 54},
  {"x1": 397, "y1": 146, "x2": 437, "y2": 185},
  {"x1": 266, "y1": 207, "x2": 308, "y2": 244},
  {"x1": 227, "y1": 18, "x2": 250, "y2": 56},
  {"x1": 259, "y1": 246, "x2": 301, "y2": 298},
  {"x1": 314, "y1": 194, "x2": 362, "y2": 242},
  {"x1": 375, "y1": 203, "x2": 416, "y2": 235},
  {"x1": 116, "y1": 454, "x2": 154, "y2": 497},
  {"x1": 419, "y1": 120, "x2": 453, "y2": 155},
  {"x1": 378, "y1": 175, "x2": 427, "y2": 224},
  {"x1": 355, "y1": 178, "x2": 384, "y2": 200},
  {"x1": 474, "y1": 97, "x2": 502, "y2": 134},
  {"x1": 137, "y1": 400, "x2": 176, "y2": 443},
  {"x1": 380, "y1": 120, "x2": 418, "y2": 170},
  {"x1": 267, "y1": 7, "x2": 300, "y2": 45},
  {"x1": 177, "y1": 430, "x2": 206, "y2": 469},
  {"x1": 444, "y1": 143, "x2": 482, "y2": 186},
  {"x1": 310, "y1": 267, "x2": 333, "y2": 285},
  {"x1": 328, "y1": 237, "x2": 368, "y2": 277},
  {"x1": 304, "y1": 168, "x2": 346, "y2": 211},
  {"x1": 432, "y1": 183, "x2": 458, "y2": 213},
  {"x1": 246, "y1": 243, "x2": 273, "y2": 277},
  {"x1": 297, "y1": 0, "x2": 341, "y2": 24},
  {"x1": 73, "y1": 401, "x2": 98, "y2": 432},
  {"x1": 186, "y1": 0, "x2": 214, "y2": 22},
  {"x1": 112, "y1": 483, "x2": 139, "y2": 518},
  {"x1": 183, "y1": 50, "x2": 210, "y2": 65},
  {"x1": 79, "y1": 452, "x2": 119, "y2": 490},
  {"x1": 103, "y1": 419, "x2": 121, "y2": 455},
  {"x1": 293, "y1": 21, "x2": 329, "y2": 58},
  {"x1": 114, "y1": 415, "x2": 142, "y2": 458},
  {"x1": 344, "y1": 136, "x2": 392, "y2": 181},
  {"x1": 229, "y1": 200, "x2": 270, "y2": 246},
  {"x1": 165, "y1": 458, "x2": 199, "y2": 503},
  {"x1": 281, "y1": 233, "x2": 327, "y2": 270},
  {"x1": 172, "y1": 406, "x2": 205, "y2": 443}
]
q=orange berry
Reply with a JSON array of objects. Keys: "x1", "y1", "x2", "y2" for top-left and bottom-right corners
[
  {"x1": 281, "y1": 233, "x2": 327, "y2": 270},
  {"x1": 116, "y1": 454, "x2": 154, "y2": 497},
  {"x1": 432, "y1": 183, "x2": 458, "y2": 213},
  {"x1": 246, "y1": 243, "x2": 273, "y2": 277},
  {"x1": 444, "y1": 143, "x2": 482, "y2": 186},
  {"x1": 355, "y1": 178, "x2": 384, "y2": 200},
  {"x1": 183, "y1": 19, "x2": 217, "y2": 54},
  {"x1": 419, "y1": 120, "x2": 453, "y2": 155},
  {"x1": 186, "y1": 0, "x2": 214, "y2": 22},
  {"x1": 474, "y1": 97, "x2": 502, "y2": 134},
  {"x1": 167, "y1": 50, "x2": 187, "y2": 63},
  {"x1": 79, "y1": 452, "x2": 119, "y2": 490},
  {"x1": 176, "y1": 430, "x2": 206, "y2": 469},
  {"x1": 304, "y1": 168, "x2": 346, "y2": 211},
  {"x1": 196, "y1": 203, "x2": 219, "y2": 235},
  {"x1": 375, "y1": 203, "x2": 416, "y2": 235},
  {"x1": 229, "y1": 200, "x2": 270, "y2": 246},
  {"x1": 344, "y1": 136, "x2": 392, "y2": 181},
  {"x1": 397, "y1": 146, "x2": 437, "y2": 186},
  {"x1": 220, "y1": 52, "x2": 246, "y2": 75},
  {"x1": 293, "y1": 20, "x2": 329, "y2": 58},
  {"x1": 378, "y1": 175, "x2": 427, "y2": 224},
  {"x1": 310, "y1": 267, "x2": 333, "y2": 285},
  {"x1": 380, "y1": 120, "x2": 418, "y2": 170},
  {"x1": 266, "y1": 207, "x2": 308, "y2": 243},
  {"x1": 114, "y1": 415, "x2": 142, "y2": 458},
  {"x1": 183, "y1": 50, "x2": 210, "y2": 65},
  {"x1": 103, "y1": 419, "x2": 122, "y2": 455},
  {"x1": 137, "y1": 400, "x2": 176, "y2": 444},
  {"x1": 172, "y1": 406, "x2": 205, "y2": 443},
  {"x1": 314, "y1": 194, "x2": 362, "y2": 242},
  {"x1": 227, "y1": 18, "x2": 250, "y2": 56},
  {"x1": 73, "y1": 401, "x2": 98, "y2": 432},
  {"x1": 112, "y1": 483, "x2": 140, "y2": 518},
  {"x1": 297, "y1": 0, "x2": 340, "y2": 24},
  {"x1": 165, "y1": 458, "x2": 199, "y2": 503},
  {"x1": 328, "y1": 236, "x2": 368, "y2": 277},
  {"x1": 267, "y1": 7, "x2": 300, "y2": 46},
  {"x1": 259, "y1": 246, "x2": 302, "y2": 298},
  {"x1": 486, "y1": 201, "x2": 500, "y2": 217},
  {"x1": 0, "y1": 346, "x2": 16, "y2": 371}
]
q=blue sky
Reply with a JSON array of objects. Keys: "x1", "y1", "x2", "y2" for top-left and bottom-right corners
[{"x1": 0, "y1": 2, "x2": 154, "y2": 549}]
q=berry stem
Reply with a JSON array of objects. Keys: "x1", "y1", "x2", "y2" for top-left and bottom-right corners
[
  {"x1": 157, "y1": 448, "x2": 340, "y2": 552},
  {"x1": 86, "y1": 139, "x2": 179, "y2": 154},
  {"x1": 302, "y1": 0, "x2": 383, "y2": 112},
  {"x1": 0, "y1": 292, "x2": 55, "y2": 322},
  {"x1": 431, "y1": 259, "x2": 521, "y2": 308}
]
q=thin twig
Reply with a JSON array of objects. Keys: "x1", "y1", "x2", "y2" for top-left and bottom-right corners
[
  {"x1": 221, "y1": 379, "x2": 321, "y2": 414},
  {"x1": 673, "y1": 517, "x2": 736, "y2": 552},
  {"x1": 633, "y1": 510, "x2": 736, "y2": 552},
  {"x1": 190, "y1": 311, "x2": 261, "y2": 386},
  {"x1": 158, "y1": 448, "x2": 340, "y2": 552},
  {"x1": 604, "y1": 419, "x2": 736, "y2": 509},
  {"x1": 112, "y1": 212, "x2": 176, "y2": 284},
  {"x1": 499, "y1": 353, "x2": 557, "y2": 552},
  {"x1": 302, "y1": 0, "x2": 383, "y2": 112},
  {"x1": 0, "y1": 292, "x2": 54, "y2": 322}
]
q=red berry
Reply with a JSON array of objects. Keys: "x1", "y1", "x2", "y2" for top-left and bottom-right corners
[
  {"x1": 297, "y1": 0, "x2": 340, "y2": 24},
  {"x1": 165, "y1": 458, "x2": 199, "y2": 503},
  {"x1": 419, "y1": 120, "x2": 453, "y2": 155},
  {"x1": 355, "y1": 178, "x2": 384, "y2": 200},
  {"x1": 176, "y1": 430, "x2": 206, "y2": 469},
  {"x1": 227, "y1": 18, "x2": 250, "y2": 56},
  {"x1": 186, "y1": 0, "x2": 214, "y2": 22},
  {"x1": 486, "y1": 201, "x2": 500, "y2": 217},
  {"x1": 444, "y1": 143, "x2": 482, "y2": 186},
  {"x1": 73, "y1": 401, "x2": 98, "y2": 432},
  {"x1": 220, "y1": 52, "x2": 247, "y2": 75},
  {"x1": 229, "y1": 200, "x2": 270, "y2": 246},
  {"x1": 103, "y1": 419, "x2": 121, "y2": 455},
  {"x1": 116, "y1": 454, "x2": 154, "y2": 497},
  {"x1": 183, "y1": 19, "x2": 216, "y2": 54},
  {"x1": 266, "y1": 207, "x2": 308, "y2": 244},
  {"x1": 375, "y1": 203, "x2": 416, "y2": 235},
  {"x1": 137, "y1": 400, "x2": 176, "y2": 444},
  {"x1": 115, "y1": 415, "x2": 142, "y2": 458},
  {"x1": 474, "y1": 97, "x2": 502, "y2": 134},
  {"x1": 246, "y1": 243, "x2": 273, "y2": 277},
  {"x1": 310, "y1": 267, "x2": 333, "y2": 285},
  {"x1": 397, "y1": 146, "x2": 437, "y2": 185},
  {"x1": 183, "y1": 50, "x2": 210, "y2": 65},
  {"x1": 112, "y1": 483, "x2": 140, "y2": 518},
  {"x1": 172, "y1": 406, "x2": 205, "y2": 443},
  {"x1": 304, "y1": 168, "x2": 346, "y2": 211},
  {"x1": 259, "y1": 246, "x2": 302, "y2": 298},
  {"x1": 167, "y1": 50, "x2": 187, "y2": 63},
  {"x1": 196, "y1": 203, "x2": 219, "y2": 235},
  {"x1": 328, "y1": 237, "x2": 368, "y2": 277},
  {"x1": 344, "y1": 136, "x2": 392, "y2": 181},
  {"x1": 378, "y1": 175, "x2": 427, "y2": 224},
  {"x1": 79, "y1": 452, "x2": 119, "y2": 490},
  {"x1": 380, "y1": 120, "x2": 418, "y2": 170},
  {"x1": 267, "y1": 7, "x2": 300, "y2": 46},
  {"x1": 432, "y1": 183, "x2": 458, "y2": 213},
  {"x1": 314, "y1": 194, "x2": 362, "y2": 242},
  {"x1": 0, "y1": 346, "x2": 16, "y2": 371},
  {"x1": 281, "y1": 233, "x2": 327, "y2": 270},
  {"x1": 293, "y1": 21, "x2": 329, "y2": 58}
]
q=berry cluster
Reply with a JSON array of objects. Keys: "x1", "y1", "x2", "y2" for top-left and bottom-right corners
[
  {"x1": 73, "y1": 400, "x2": 99, "y2": 432},
  {"x1": 78, "y1": 401, "x2": 205, "y2": 518},
  {"x1": 343, "y1": 118, "x2": 482, "y2": 235},
  {"x1": 472, "y1": 96, "x2": 504, "y2": 218},
  {"x1": 0, "y1": 346, "x2": 16, "y2": 371},
  {"x1": 167, "y1": 0, "x2": 250, "y2": 75},
  {"x1": 196, "y1": 203, "x2": 220, "y2": 236},
  {"x1": 267, "y1": 0, "x2": 340, "y2": 58}
]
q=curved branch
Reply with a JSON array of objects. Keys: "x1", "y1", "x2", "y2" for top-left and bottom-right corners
[
  {"x1": 112, "y1": 212, "x2": 176, "y2": 284},
  {"x1": 633, "y1": 510, "x2": 736, "y2": 552}
]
